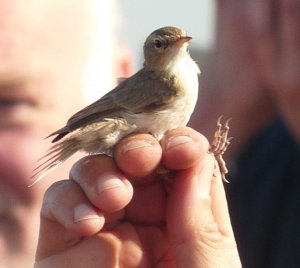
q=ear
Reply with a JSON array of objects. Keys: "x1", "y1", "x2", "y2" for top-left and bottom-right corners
[{"x1": 113, "y1": 45, "x2": 134, "y2": 78}]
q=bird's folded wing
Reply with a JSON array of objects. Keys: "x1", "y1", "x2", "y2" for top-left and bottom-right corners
[
  {"x1": 112, "y1": 68, "x2": 179, "y2": 113},
  {"x1": 48, "y1": 68, "x2": 179, "y2": 141}
]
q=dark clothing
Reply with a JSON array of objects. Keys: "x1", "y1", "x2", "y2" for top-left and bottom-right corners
[{"x1": 226, "y1": 119, "x2": 300, "y2": 268}]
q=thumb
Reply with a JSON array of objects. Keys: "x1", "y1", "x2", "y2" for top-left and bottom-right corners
[
  {"x1": 167, "y1": 153, "x2": 240, "y2": 267},
  {"x1": 167, "y1": 153, "x2": 216, "y2": 243}
]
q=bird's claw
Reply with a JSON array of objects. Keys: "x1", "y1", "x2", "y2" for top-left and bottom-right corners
[{"x1": 209, "y1": 116, "x2": 232, "y2": 183}]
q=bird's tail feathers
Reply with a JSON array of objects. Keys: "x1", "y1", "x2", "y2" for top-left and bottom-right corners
[{"x1": 29, "y1": 138, "x2": 79, "y2": 187}]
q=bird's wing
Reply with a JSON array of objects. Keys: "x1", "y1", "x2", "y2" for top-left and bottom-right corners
[
  {"x1": 112, "y1": 68, "x2": 179, "y2": 112},
  {"x1": 49, "y1": 68, "x2": 179, "y2": 142}
]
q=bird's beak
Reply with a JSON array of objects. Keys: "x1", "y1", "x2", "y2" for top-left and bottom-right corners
[{"x1": 174, "y1": 36, "x2": 192, "y2": 46}]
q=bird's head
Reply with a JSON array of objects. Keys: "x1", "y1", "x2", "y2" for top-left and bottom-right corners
[{"x1": 143, "y1": 26, "x2": 192, "y2": 70}]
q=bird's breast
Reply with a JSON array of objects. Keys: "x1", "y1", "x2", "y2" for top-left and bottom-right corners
[
  {"x1": 126, "y1": 55, "x2": 199, "y2": 139},
  {"x1": 169, "y1": 54, "x2": 199, "y2": 121}
]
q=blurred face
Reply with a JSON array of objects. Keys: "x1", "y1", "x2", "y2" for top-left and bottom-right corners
[{"x1": 0, "y1": 0, "x2": 126, "y2": 267}]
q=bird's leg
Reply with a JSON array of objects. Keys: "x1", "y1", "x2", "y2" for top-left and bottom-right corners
[{"x1": 209, "y1": 116, "x2": 232, "y2": 183}]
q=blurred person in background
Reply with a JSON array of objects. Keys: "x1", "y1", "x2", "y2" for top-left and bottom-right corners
[
  {"x1": 0, "y1": 0, "x2": 132, "y2": 267},
  {"x1": 190, "y1": 0, "x2": 300, "y2": 267}
]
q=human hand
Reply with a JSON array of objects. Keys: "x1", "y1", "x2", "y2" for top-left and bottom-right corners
[
  {"x1": 34, "y1": 127, "x2": 241, "y2": 267},
  {"x1": 246, "y1": 0, "x2": 300, "y2": 138}
]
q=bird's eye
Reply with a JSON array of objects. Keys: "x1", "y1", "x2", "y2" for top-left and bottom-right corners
[{"x1": 154, "y1": 40, "x2": 162, "y2": 49}]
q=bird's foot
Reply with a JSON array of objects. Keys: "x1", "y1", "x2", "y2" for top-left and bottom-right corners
[{"x1": 209, "y1": 116, "x2": 232, "y2": 183}]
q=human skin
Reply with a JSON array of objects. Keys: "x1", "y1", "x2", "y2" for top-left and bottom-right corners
[
  {"x1": 35, "y1": 128, "x2": 241, "y2": 267},
  {"x1": 247, "y1": 0, "x2": 300, "y2": 139},
  {"x1": 0, "y1": 1, "x2": 131, "y2": 267}
]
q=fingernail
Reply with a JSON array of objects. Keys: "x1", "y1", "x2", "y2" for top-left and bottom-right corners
[
  {"x1": 96, "y1": 173, "x2": 127, "y2": 195},
  {"x1": 121, "y1": 140, "x2": 154, "y2": 153},
  {"x1": 166, "y1": 135, "x2": 194, "y2": 151},
  {"x1": 74, "y1": 203, "x2": 102, "y2": 223}
]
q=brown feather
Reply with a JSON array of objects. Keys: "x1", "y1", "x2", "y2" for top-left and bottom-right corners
[{"x1": 49, "y1": 67, "x2": 178, "y2": 142}]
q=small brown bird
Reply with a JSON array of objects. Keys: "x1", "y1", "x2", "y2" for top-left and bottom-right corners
[{"x1": 31, "y1": 26, "x2": 230, "y2": 184}]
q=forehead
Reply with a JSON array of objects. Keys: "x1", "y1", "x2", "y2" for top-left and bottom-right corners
[{"x1": 0, "y1": 0, "x2": 116, "y2": 100}]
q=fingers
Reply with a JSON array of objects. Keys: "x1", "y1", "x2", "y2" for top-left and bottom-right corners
[
  {"x1": 113, "y1": 128, "x2": 210, "y2": 224},
  {"x1": 39, "y1": 127, "x2": 208, "y2": 243},
  {"x1": 210, "y1": 164, "x2": 234, "y2": 236},
  {"x1": 162, "y1": 128, "x2": 234, "y2": 245},
  {"x1": 37, "y1": 127, "x2": 239, "y2": 266},
  {"x1": 245, "y1": 0, "x2": 276, "y2": 83},
  {"x1": 167, "y1": 153, "x2": 240, "y2": 267},
  {"x1": 160, "y1": 127, "x2": 209, "y2": 170},
  {"x1": 36, "y1": 180, "x2": 105, "y2": 260},
  {"x1": 42, "y1": 180, "x2": 104, "y2": 234},
  {"x1": 279, "y1": 0, "x2": 300, "y2": 65},
  {"x1": 38, "y1": 127, "x2": 208, "y2": 233},
  {"x1": 70, "y1": 155, "x2": 133, "y2": 212},
  {"x1": 277, "y1": 0, "x2": 300, "y2": 93},
  {"x1": 37, "y1": 158, "x2": 134, "y2": 260},
  {"x1": 245, "y1": 0, "x2": 300, "y2": 92},
  {"x1": 114, "y1": 128, "x2": 209, "y2": 179},
  {"x1": 114, "y1": 133, "x2": 162, "y2": 178},
  {"x1": 167, "y1": 153, "x2": 216, "y2": 243},
  {"x1": 168, "y1": 152, "x2": 240, "y2": 267}
]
